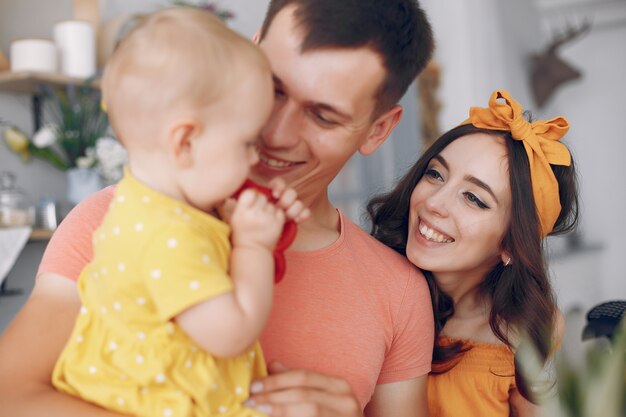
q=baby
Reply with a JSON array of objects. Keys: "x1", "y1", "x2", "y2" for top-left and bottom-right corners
[{"x1": 52, "y1": 8, "x2": 307, "y2": 417}]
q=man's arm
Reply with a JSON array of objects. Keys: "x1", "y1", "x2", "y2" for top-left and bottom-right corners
[
  {"x1": 365, "y1": 266, "x2": 432, "y2": 417},
  {"x1": 0, "y1": 273, "x2": 126, "y2": 416},
  {"x1": 0, "y1": 187, "x2": 117, "y2": 415},
  {"x1": 364, "y1": 376, "x2": 428, "y2": 417},
  {"x1": 245, "y1": 363, "x2": 428, "y2": 417}
]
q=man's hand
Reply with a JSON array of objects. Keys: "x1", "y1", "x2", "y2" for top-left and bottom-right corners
[{"x1": 245, "y1": 361, "x2": 362, "y2": 417}]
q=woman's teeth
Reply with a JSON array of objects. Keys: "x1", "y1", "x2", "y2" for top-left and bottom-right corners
[{"x1": 418, "y1": 221, "x2": 453, "y2": 243}]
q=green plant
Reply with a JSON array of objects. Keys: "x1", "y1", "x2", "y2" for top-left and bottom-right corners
[
  {"x1": 518, "y1": 316, "x2": 625, "y2": 417},
  {"x1": 2, "y1": 81, "x2": 110, "y2": 171},
  {"x1": 1, "y1": 120, "x2": 67, "y2": 170}
]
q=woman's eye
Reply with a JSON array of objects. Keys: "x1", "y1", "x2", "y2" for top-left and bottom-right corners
[
  {"x1": 425, "y1": 168, "x2": 443, "y2": 181},
  {"x1": 464, "y1": 192, "x2": 489, "y2": 209},
  {"x1": 274, "y1": 88, "x2": 285, "y2": 98}
]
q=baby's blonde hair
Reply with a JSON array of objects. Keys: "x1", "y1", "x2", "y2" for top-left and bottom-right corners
[{"x1": 102, "y1": 7, "x2": 270, "y2": 144}]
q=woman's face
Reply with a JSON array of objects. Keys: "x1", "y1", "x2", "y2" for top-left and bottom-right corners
[{"x1": 406, "y1": 133, "x2": 512, "y2": 278}]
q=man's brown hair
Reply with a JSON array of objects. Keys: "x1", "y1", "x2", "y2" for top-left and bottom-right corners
[{"x1": 260, "y1": 0, "x2": 434, "y2": 116}]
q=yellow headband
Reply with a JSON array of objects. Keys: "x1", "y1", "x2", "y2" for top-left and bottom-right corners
[{"x1": 461, "y1": 90, "x2": 571, "y2": 237}]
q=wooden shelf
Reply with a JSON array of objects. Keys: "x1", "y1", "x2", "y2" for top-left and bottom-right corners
[
  {"x1": 0, "y1": 70, "x2": 100, "y2": 130},
  {"x1": 0, "y1": 70, "x2": 100, "y2": 94},
  {"x1": 29, "y1": 228, "x2": 55, "y2": 241}
]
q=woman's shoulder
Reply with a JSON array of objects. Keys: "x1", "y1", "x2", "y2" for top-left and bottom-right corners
[{"x1": 440, "y1": 308, "x2": 563, "y2": 362}]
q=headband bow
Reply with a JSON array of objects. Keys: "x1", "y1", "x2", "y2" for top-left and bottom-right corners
[{"x1": 461, "y1": 90, "x2": 571, "y2": 237}]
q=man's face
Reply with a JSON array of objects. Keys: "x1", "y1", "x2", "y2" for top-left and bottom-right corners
[{"x1": 252, "y1": 5, "x2": 387, "y2": 206}]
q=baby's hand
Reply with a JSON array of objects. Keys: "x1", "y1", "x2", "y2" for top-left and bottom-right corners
[
  {"x1": 230, "y1": 190, "x2": 285, "y2": 251},
  {"x1": 268, "y1": 178, "x2": 310, "y2": 223}
]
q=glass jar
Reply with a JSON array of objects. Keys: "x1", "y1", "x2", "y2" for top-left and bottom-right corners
[{"x1": 0, "y1": 171, "x2": 35, "y2": 228}]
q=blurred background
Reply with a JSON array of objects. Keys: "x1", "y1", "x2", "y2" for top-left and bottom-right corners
[{"x1": 0, "y1": 0, "x2": 624, "y2": 334}]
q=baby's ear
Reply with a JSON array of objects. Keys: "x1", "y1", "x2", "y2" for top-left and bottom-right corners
[{"x1": 169, "y1": 120, "x2": 199, "y2": 168}]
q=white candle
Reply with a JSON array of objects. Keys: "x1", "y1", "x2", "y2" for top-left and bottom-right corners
[
  {"x1": 10, "y1": 39, "x2": 58, "y2": 73},
  {"x1": 53, "y1": 20, "x2": 96, "y2": 78}
]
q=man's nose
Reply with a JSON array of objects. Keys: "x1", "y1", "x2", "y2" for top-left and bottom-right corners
[{"x1": 260, "y1": 100, "x2": 301, "y2": 149}]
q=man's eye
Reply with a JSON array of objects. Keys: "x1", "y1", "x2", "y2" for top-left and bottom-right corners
[{"x1": 312, "y1": 111, "x2": 336, "y2": 127}]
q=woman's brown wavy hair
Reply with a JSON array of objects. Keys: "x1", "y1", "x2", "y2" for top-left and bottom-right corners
[{"x1": 367, "y1": 123, "x2": 579, "y2": 401}]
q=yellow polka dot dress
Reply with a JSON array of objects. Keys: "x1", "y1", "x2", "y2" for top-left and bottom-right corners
[{"x1": 52, "y1": 171, "x2": 268, "y2": 417}]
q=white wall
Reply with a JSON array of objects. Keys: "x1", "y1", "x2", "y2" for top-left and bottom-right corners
[
  {"x1": 100, "y1": 0, "x2": 270, "y2": 37},
  {"x1": 420, "y1": 0, "x2": 541, "y2": 128},
  {"x1": 540, "y1": 1, "x2": 626, "y2": 303}
]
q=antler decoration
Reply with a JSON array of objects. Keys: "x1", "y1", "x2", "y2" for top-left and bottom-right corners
[{"x1": 531, "y1": 19, "x2": 592, "y2": 108}]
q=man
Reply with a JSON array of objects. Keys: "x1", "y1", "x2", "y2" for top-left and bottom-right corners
[{"x1": 0, "y1": 1, "x2": 435, "y2": 416}]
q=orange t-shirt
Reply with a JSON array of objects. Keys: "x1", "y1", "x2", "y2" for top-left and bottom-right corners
[{"x1": 38, "y1": 187, "x2": 434, "y2": 408}]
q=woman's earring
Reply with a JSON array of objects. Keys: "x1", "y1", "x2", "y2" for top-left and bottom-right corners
[{"x1": 504, "y1": 257, "x2": 511, "y2": 267}]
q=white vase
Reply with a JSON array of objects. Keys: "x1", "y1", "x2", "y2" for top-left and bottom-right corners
[{"x1": 66, "y1": 167, "x2": 103, "y2": 205}]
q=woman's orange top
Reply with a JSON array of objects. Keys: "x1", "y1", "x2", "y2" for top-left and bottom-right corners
[{"x1": 427, "y1": 336, "x2": 516, "y2": 417}]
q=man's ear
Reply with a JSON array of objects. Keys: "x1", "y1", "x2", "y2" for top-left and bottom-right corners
[
  {"x1": 169, "y1": 120, "x2": 199, "y2": 168},
  {"x1": 359, "y1": 105, "x2": 403, "y2": 156},
  {"x1": 251, "y1": 28, "x2": 261, "y2": 44}
]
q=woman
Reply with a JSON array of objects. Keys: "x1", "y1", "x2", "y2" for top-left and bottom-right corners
[{"x1": 368, "y1": 90, "x2": 578, "y2": 416}]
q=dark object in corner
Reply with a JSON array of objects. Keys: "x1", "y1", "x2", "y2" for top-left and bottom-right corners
[{"x1": 582, "y1": 300, "x2": 626, "y2": 341}]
